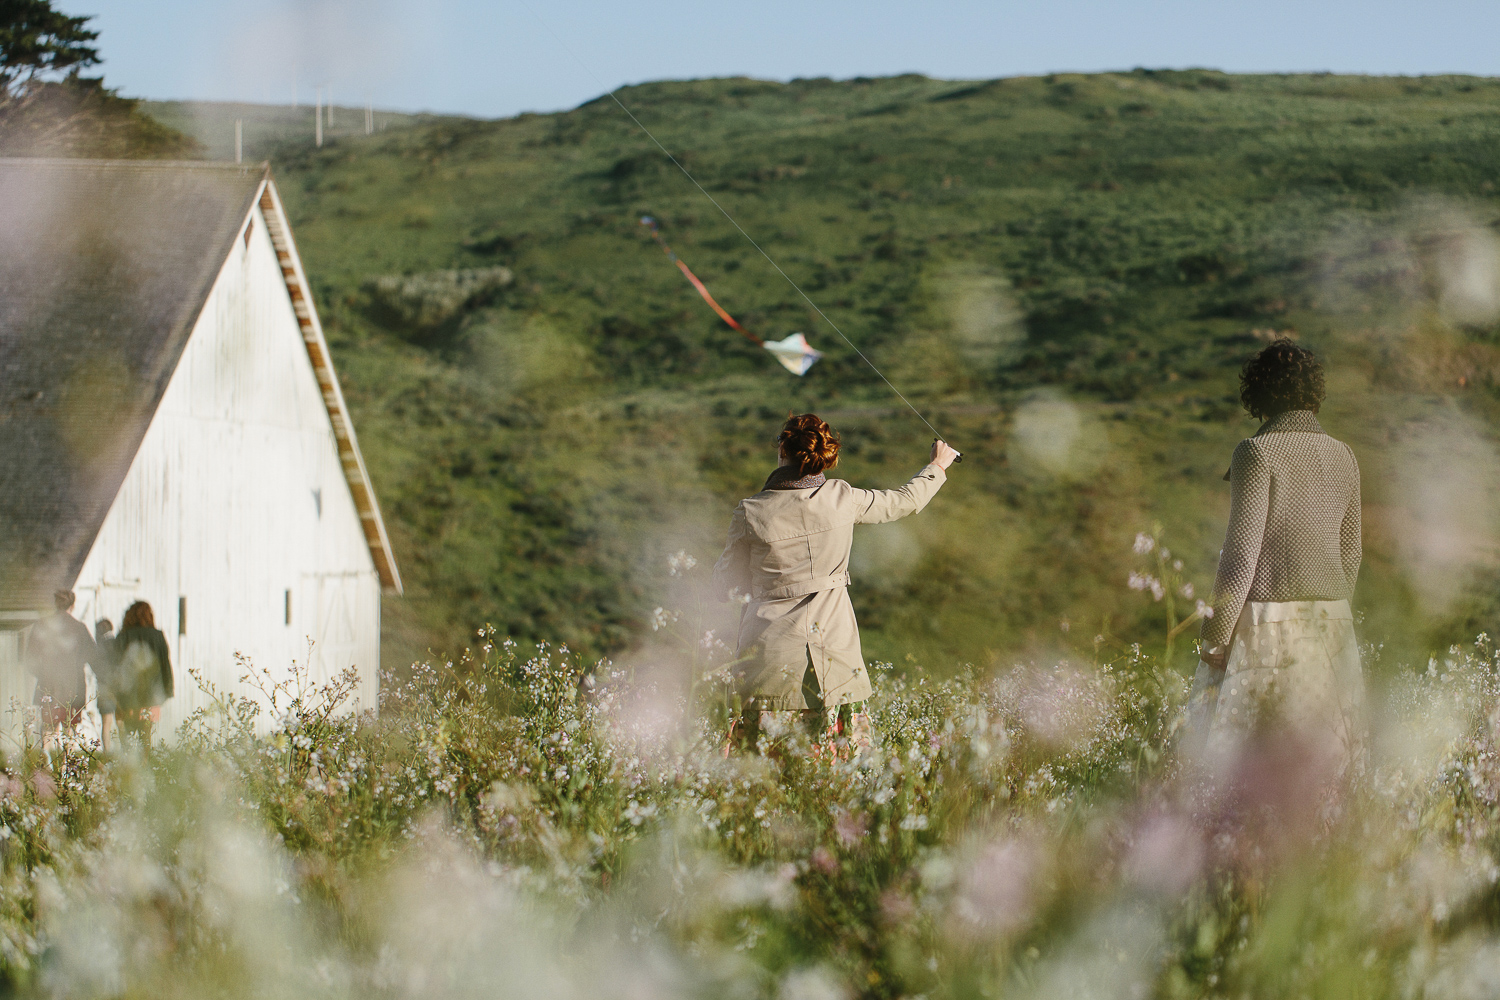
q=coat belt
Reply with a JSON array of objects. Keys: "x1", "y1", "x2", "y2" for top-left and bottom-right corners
[{"x1": 753, "y1": 572, "x2": 851, "y2": 602}]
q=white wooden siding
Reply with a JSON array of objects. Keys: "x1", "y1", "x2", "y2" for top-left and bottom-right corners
[
  {"x1": 0, "y1": 633, "x2": 24, "y2": 750},
  {"x1": 65, "y1": 202, "x2": 380, "y2": 738}
]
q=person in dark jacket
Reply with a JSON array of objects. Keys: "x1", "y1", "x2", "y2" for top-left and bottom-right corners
[
  {"x1": 93, "y1": 618, "x2": 118, "y2": 750},
  {"x1": 112, "y1": 601, "x2": 173, "y2": 748},
  {"x1": 23, "y1": 590, "x2": 98, "y2": 749}
]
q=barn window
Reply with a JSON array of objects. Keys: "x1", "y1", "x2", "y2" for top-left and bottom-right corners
[
  {"x1": 285, "y1": 589, "x2": 292, "y2": 626},
  {"x1": 178, "y1": 596, "x2": 186, "y2": 636}
]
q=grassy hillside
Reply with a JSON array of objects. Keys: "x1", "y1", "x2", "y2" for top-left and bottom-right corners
[{"x1": 224, "y1": 71, "x2": 1500, "y2": 672}]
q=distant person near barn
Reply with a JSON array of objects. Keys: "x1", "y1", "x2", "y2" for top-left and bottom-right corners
[
  {"x1": 93, "y1": 617, "x2": 118, "y2": 750},
  {"x1": 112, "y1": 602, "x2": 173, "y2": 749},
  {"x1": 22, "y1": 590, "x2": 97, "y2": 749}
]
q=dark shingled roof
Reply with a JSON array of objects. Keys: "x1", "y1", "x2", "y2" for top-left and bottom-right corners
[{"x1": 0, "y1": 158, "x2": 267, "y2": 609}]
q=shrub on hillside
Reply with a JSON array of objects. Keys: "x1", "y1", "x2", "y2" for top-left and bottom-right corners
[{"x1": 364, "y1": 267, "x2": 514, "y2": 338}]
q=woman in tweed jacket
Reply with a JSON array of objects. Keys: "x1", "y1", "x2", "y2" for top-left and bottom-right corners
[{"x1": 1193, "y1": 340, "x2": 1364, "y2": 756}]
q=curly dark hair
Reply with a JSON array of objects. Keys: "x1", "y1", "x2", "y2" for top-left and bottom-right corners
[
  {"x1": 122, "y1": 601, "x2": 155, "y2": 630},
  {"x1": 778, "y1": 414, "x2": 840, "y2": 477},
  {"x1": 1239, "y1": 339, "x2": 1325, "y2": 420}
]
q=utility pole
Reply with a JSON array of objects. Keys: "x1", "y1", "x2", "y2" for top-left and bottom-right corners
[
  {"x1": 315, "y1": 87, "x2": 323, "y2": 147},
  {"x1": 365, "y1": 96, "x2": 373, "y2": 135},
  {"x1": 235, "y1": 119, "x2": 243, "y2": 163}
]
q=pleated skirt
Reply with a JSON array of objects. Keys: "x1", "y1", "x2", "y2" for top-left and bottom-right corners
[{"x1": 1208, "y1": 600, "x2": 1365, "y2": 757}]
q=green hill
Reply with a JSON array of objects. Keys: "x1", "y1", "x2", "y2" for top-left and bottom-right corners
[{"x1": 198, "y1": 72, "x2": 1500, "y2": 672}]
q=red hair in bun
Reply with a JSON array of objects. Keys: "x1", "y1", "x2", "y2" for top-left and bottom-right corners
[{"x1": 778, "y1": 413, "x2": 840, "y2": 477}]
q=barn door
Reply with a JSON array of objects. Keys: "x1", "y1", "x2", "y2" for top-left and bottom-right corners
[
  {"x1": 302, "y1": 573, "x2": 359, "y2": 686},
  {"x1": 0, "y1": 631, "x2": 26, "y2": 747}
]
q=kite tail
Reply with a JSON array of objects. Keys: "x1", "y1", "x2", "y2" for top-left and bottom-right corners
[
  {"x1": 673, "y1": 260, "x2": 760, "y2": 342},
  {"x1": 640, "y1": 217, "x2": 763, "y2": 346}
]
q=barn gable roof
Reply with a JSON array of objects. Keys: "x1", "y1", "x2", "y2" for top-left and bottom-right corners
[{"x1": 0, "y1": 158, "x2": 400, "y2": 609}]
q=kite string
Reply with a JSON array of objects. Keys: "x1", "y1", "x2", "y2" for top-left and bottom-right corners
[{"x1": 514, "y1": 0, "x2": 948, "y2": 444}]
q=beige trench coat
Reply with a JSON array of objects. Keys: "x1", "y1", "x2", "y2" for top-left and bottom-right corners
[{"x1": 711, "y1": 464, "x2": 947, "y2": 709}]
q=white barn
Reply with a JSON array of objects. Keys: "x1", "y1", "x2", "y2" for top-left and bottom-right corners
[{"x1": 0, "y1": 158, "x2": 401, "y2": 742}]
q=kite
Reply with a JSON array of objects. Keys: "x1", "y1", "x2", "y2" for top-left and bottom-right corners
[
  {"x1": 761, "y1": 333, "x2": 822, "y2": 376},
  {"x1": 639, "y1": 216, "x2": 823, "y2": 376}
]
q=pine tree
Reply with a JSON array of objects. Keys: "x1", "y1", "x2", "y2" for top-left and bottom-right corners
[
  {"x1": 0, "y1": 0, "x2": 197, "y2": 158},
  {"x1": 0, "y1": 0, "x2": 99, "y2": 103}
]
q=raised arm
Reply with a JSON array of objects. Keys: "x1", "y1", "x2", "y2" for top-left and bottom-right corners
[
  {"x1": 1200, "y1": 440, "x2": 1271, "y2": 665},
  {"x1": 854, "y1": 440, "x2": 958, "y2": 524},
  {"x1": 1341, "y1": 451, "x2": 1362, "y2": 592},
  {"x1": 711, "y1": 504, "x2": 753, "y2": 602},
  {"x1": 853, "y1": 464, "x2": 947, "y2": 524}
]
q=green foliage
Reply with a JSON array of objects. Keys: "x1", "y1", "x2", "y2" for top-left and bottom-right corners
[{"x1": 363, "y1": 266, "x2": 514, "y2": 346}]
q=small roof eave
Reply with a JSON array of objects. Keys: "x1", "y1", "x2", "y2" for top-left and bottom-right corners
[{"x1": 255, "y1": 178, "x2": 403, "y2": 595}]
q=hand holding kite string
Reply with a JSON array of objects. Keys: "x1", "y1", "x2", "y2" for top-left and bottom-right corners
[
  {"x1": 931, "y1": 439, "x2": 962, "y2": 468},
  {"x1": 640, "y1": 216, "x2": 823, "y2": 376}
]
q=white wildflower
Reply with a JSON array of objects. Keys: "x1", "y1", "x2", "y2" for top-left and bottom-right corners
[
  {"x1": 1179, "y1": 581, "x2": 1194, "y2": 599},
  {"x1": 624, "y1": 800, "x2": 658, "y2": 826},
  {"x1": 1132, "y1": 532, "x2": 1155, "y2": 555},
  {"x1": 1195, "y1": 599, "x2": 1214, "y2": 620},
  {"x1": 1129, "y1": 572, "x2": 1166, "y2": 600},
  {"x1": 668, "y1": 550, "x2": 698, "y2": 576}
]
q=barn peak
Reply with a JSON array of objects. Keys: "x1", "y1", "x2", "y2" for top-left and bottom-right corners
[{"x1": 0, "y1": 157, "x2": 400, "y2": 610}]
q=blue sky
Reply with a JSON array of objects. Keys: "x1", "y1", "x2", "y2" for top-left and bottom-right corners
[{"x1": 68, "y1": 0, "x2": 1500, "y2": 118}]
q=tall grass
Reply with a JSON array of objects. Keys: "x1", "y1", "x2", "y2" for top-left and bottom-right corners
[{"x1": 0, "y1": 597, "x2": 1497, "y2": 996}]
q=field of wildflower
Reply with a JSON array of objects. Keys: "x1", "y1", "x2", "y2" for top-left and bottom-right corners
[{"x1": 4, "y1": 550, "x2": 1500, "y2": 998}]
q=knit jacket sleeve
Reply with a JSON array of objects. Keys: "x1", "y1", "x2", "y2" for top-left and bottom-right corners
[
  {"x1": 1340, "y1": 449, "x2": 1363, "y2": 592},
  {"x1": 1201, "y1": 439, "x2": 1271, "y2": 653}
]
